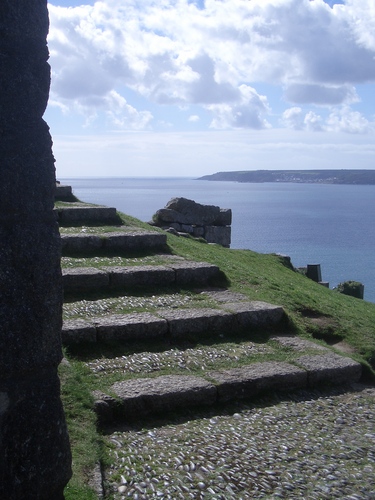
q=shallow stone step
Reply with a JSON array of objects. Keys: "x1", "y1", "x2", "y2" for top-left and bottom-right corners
[
  {"x1": 95, "y1": 375, "x2": 217, "y2": 421},
  {"x1": 62, "y1": 262, "x2": 220, "y2": 294},
  {"x1": 93, "y1": 354, "x2": 362, "y2": 424},
  {"x1": 62, "y1": 301, "x2": 284, "y2": 344},
  {"x1": 56, "y1": 205, "x2": 120, "y2": 225},
  {"x1": 55, "y1": 184, "x2": 76, "y2": 201},
  {"x1": 61, "y1": 231, "x2": 167, "y2": 254}
]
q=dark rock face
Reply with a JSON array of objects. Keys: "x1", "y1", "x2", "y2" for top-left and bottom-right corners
[{"x1": 0, "y1": 1, "x2": 71, "y2": 497}]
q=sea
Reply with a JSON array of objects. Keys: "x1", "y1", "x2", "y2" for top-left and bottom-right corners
[{"x1": 60, "y1": 177, "x2": 375, "y2": 304}]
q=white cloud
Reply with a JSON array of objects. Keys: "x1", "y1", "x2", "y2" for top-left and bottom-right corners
[
  {"x1": 104, "y1": 91, "x2": 153, "y2": 129},
  {"x1": 304, "y1": 111, "x2": 324, "y2": 132},
  {"x1": 282, "y1": 105, "x2": 372, "y2": 134},
  {"x1": 47, "y1": 0, "x2": 375, "y2": 133},
  {"x1": 188, "y1": 115, "x2": 200, "y2": 122},
  {"x1": 281, "y1": 107, "x2": 304, "y2": 130},
  {"x1": 208, "y1": 85, "x2": 270, "y2": 130},
  {"x1": 284, "y1": 84, "x2": 358, "y2": 106},
  {"x1": 326, "y1": 106, "x2": 373, "y2": 134}
]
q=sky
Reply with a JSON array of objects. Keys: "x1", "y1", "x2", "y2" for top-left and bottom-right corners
[{"x1": 44, "y1": 0, "x2": 375, "y2": 178}]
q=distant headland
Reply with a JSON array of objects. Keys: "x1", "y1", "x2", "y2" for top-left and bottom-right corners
[{"x1": 197, "y1": 169, "x2": 375, "y2": 185}]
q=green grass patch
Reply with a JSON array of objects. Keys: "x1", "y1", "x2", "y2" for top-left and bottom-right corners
[{"x1": 59, "y1": 358, "x2": 107, "y2": 499}]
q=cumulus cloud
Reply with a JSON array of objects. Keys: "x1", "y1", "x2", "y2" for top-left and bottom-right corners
[
  {"x1": 208, "y1": 85, "x2": 270, "y2": 129},
  {"x1": 47, "y1": 0, "x2": 375, "y2": 132},
  {"x1": 304, "y1": 111, "x2": 324, "y2": 132},
  {"x1": 326, "y1": 106, "x2": 372, "y2": 134},
  {"x1": 104, "y1": 91, "x2": 153, "y2": 129},
  {"x1": 282, "y1": 105, "x2": 372, "y2": 134},
  {"x1": 281, "y1": 107, "x2": 304, "y2": 130}
]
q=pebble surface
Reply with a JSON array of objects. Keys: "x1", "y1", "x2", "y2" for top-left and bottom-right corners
[
  {"x1": 86, "y1": 342, "x2": 274, "y2": 375},
  {"x1": 104, "y1": 385, "x2": 375, "y2": 499}
]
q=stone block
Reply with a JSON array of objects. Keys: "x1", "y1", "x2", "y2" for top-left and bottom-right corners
[
  {"x1": 111, "y1": 375, "x2": 217, "y2": 418},
  {"x1": 103, "y1": 266, "x2": 175, "y2": 288},
  {"x1": 214, "y1": 208, "x2": 232, "y2": 226},
  {"x1": 181, "y1": 224, "x2": 195, "y2": 234},
  {"x1": 62, "y1": 267, "x2": 109, "y2": 292},
  {"x1": 296, "y1": 354, "x2": 362, "y2": 387},
  {"x1": 172, "y1": 261, "x2": 220, "y2": 286},
  {"x1": 103, "y1": 232, "x2": 167, "y2": 252},
  {"x1": 271, "y1": 335, "x2": 330, "y2": 352},
  {"x1": 55, "y1": 184, "x2": 74, "y2": 201},
  {"x1": 95, "y1": 313, "x2": 168, "y2": 342},
  {"x1": 192, "y1": 226, "x2": 205, "y2": 237},
  {"x1": 209, "y1": 362, "x2": 307, "y2": 403},
  {"x1": 204, "y1": 225, "x2": 231, "y2": 247},
  {"x1": 306, "y1": 264, "x2": 322, "y2": 282},
  {"x1": 223, "y1": 301, "x2": 285, "y2": 329},
  {"x1": 158, "y1": 308, "x2": 233, "y2": 339},
  {"x1": 62, "y1": 319, "x2": 97, "y2": 344},
  {"x1": 57, "y1": 206, "x2": 119, "y2": 225},
  {"x1": 61, "y1": 233, "x2": 103, "y2": 254}
]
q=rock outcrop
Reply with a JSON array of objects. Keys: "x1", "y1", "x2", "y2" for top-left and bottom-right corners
[
  {"x1": 0, "y1": 1, "x2": 71, "y2": 497},
  {"x1": 151, "y1": 197, "x2": 232, "y2": 247}
]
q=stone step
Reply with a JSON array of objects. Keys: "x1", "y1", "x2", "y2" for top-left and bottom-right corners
[
  {"x1": 93, "y1": 353, "x2": 362, "y2": 424},
  {"x1": 61, "y1": 231, "x2": 167, "y2": 255},
  {"x1": 62, "y1": 301, "x2": 284, "y2": 344},
  {"x1": 56, "y1": 205, "x2": 121, "y2": 225},
  {"x1": 55, "y1": 184, "x2": 76, "y2": 201},
  {"x1": 62, "y1": 261, "x2": 221, "y2": 294}
]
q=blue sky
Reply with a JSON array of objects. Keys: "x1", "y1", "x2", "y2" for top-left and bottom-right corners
[{"x1": 45, "y1": 0, "x2": 375, "y2": 177}]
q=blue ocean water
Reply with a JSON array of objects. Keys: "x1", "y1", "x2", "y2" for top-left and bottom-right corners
[{"x1": 60, "y1": 177, "x2": 375, "y2": 303}]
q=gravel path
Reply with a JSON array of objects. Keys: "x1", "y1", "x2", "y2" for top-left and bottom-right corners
[{"x1": 104, "y1": 384, "x2": 375, "y2": 499}]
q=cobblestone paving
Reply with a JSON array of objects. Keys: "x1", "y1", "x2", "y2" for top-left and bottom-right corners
[{"x1": 104, "y1": 385, "x2": 375, "y2": 499}]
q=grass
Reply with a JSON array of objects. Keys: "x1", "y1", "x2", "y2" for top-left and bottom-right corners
[
  {"x1": 60, "y1": 207, "x2": 375, "y2": 498},
  {"x1": 166, "y1": 233, "x2": 375, "y2": 366},
  {"x1": 59, "y1": 359, "x2": 104, "y2": 500}
]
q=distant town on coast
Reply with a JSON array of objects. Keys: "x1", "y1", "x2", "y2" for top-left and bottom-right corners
[{"x1": 198, "y1": 170, "x2": 375, "y2": 185}]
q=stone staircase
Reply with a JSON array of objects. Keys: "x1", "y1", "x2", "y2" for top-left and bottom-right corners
[
  {"x1": 59, "y1": 199, "x2": 362, "y2": 420},
  {"x1": 58, "y1": 195, "x2": 363, "y2": 498}
]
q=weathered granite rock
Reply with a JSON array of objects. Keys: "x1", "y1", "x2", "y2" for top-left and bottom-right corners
[
  {"x1": 0, "y1": 1, "x2": 71, "y2": 497},
  {"x1": 296, "y1": 354, "x2": 362, "y2": 387},
  {"x1": 172, "y1": 261, "x2": 220, "y2": 286},
  {"x1": 223, "y1": 301, "x2": 285, "y2": 328},
  {"x1": 62, "y1": 319, "x2": 97, "y2": 344},
  {"x1": 55, "y1": 183, "x2": 76, "y2": 201},
  {"x1": 152, "y1": 197, "x2": 232, "y2": 247},
  {"x1": 62, "y1": 266, "x2": 110, "y2": 292},
  {"x1": 61, "y1": 231, "x2": 167, "y2": 255},
  {"x1": 57, "y1": 205, "x2": 120, "y2": 225},
  {"x1": 204, "y1": 225, "x2": 231, "y2": 247},
  {"x1": 104, "y1": 265, "x2": 175, "y2": 289},
  {"x1": 95, "y1": 313, "x2": 168, "y2": 342},
  {"x1": 158, "y1": 308, "x2": 234, "y2": 339},
  {"x1": 209, "y1": 362, "x2": 307, "y2": 403},
  {"x1": 111, "y1": 375, "x2": 217, "y2": 418}
]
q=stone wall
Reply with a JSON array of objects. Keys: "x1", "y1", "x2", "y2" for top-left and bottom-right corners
[
  {"x1": 0, "y1": 1, "x2": 71, "y2": 498},
  {"x1": 151, "y1": 197, "x2": 232, "y2": 247}
]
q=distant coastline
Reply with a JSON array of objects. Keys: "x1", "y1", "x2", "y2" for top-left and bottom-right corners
[{"x1": 197, "y1": 169, "x2": 375, "y2": 185}]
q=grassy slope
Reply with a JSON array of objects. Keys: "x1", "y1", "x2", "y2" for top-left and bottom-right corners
[
  {"x1": 167, "y1": 232, "x2": 375, "y2": 368},
  {"x1": 61, "y1": 212, "x2": 375, "y2": 499}
]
